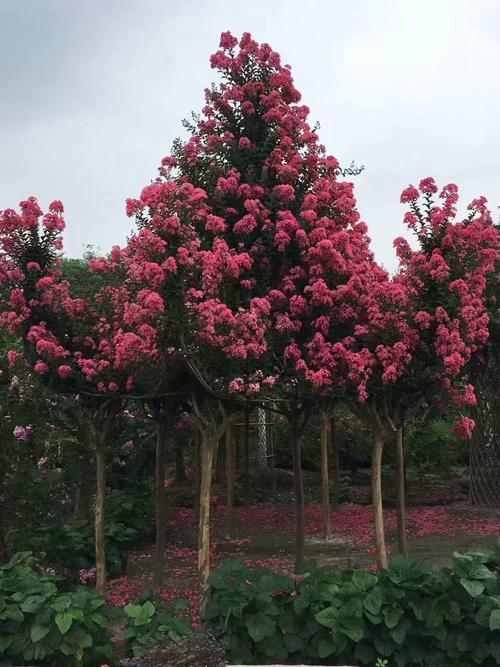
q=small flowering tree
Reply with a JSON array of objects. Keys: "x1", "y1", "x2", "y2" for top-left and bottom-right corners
[
  {"x1": 0, "y1": 198, "x2": 159, "y2": 591},
  {"x1": 338, "y1": 178, "x2": 499, "y2": 567},
  {"x1": 122, "y1": 32, "x2": 377, "y2": 579}
]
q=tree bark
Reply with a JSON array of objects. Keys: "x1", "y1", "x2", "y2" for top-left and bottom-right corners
[
  {"x1": 291, "y1": 418, "x2": 305, "y2": 572},
  {"x1": 95, "y1": 435, "x2": 107, "y2": 594},
  {"x1": 194, "y1": 428, "x2": 201, "y2": 527},
  {"x1": 174, "y1": 438, "x2": 186, "y2": 482},
  {"x1": 198, "y1": 430, "x2": 217, "y2": 616},
  {"x1": 153, "y1": 419, "x2": 168, "y2": 587},
  {"x1": 395, "y1": 426, "x2": 408, "y2": 556},
  {"x1": 243, "y1": 409, "x2": 251, "y2": 507},
  {"x1": 320, "y1": 412, "x2": 332, "y2": 540},
  {"x1": 372, "y1": 430, "x2": 388, "y2": 569},
  {"x1": 330, "y1": 415, "x2": 340, "y2": 508},
  {"x1": 224, "y1": 422, "x2": 234, "y2": 539}
]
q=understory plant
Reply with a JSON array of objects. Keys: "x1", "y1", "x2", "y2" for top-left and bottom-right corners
[
  {"x1": 0, "y1": 552, "x2": 118, "y2": 666},
  {"x1": 0, "y1": 552, "x2": 190, "y2": 667},
  {"x1": 206, "y1": 547, "x2": 500, "y2": 666}
]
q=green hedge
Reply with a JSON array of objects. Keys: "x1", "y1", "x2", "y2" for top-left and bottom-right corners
[
  {"x1": 206, "y1": 547, "x2": 500, "y2": 666},
  {"x1": 0, "y1": 552, "x2": 189, "y2": 666}
]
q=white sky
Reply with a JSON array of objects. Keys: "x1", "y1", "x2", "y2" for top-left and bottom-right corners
[{"x1": 1, "y1": 0, "x2": 499, "y2": 272}]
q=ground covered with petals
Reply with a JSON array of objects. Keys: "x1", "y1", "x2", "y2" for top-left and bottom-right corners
[{"x1": 106, "y1": 500, "x2": 500, "y2": 627}]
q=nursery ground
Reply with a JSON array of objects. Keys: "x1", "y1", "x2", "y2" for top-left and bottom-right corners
[{"x1": 106, "y1": 497, "x2": 500, "y2": 626}]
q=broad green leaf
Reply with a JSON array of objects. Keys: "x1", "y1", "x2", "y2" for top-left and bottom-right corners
[
  {"x1": 490, "y1": 609, "x2": 500, "y2": 631},
  {"x1": 30, "y1": 624, "x2": 50, "y2": 643},
  {"x1": 384, "y1": 605, "x2": 404, "y2": 629},
  {"x1": 318, "y1": 636, "x2": 336, "y2": 658},
  {"x1": 245, "y1": 612, "x2": 275, "y2": 642},
  {"x1": 352, "y1": 569, "x2": 377, "y2": 592},
  {"x1": 55, "y1": 611, "x2": 73, "y2": 635},
  {"x1": 142, "y1": 600, "x2": 155, "y2": 618},
  {"x1": 460, "y1": 578, "x2": 484, "y2": 597},
  {"x1": 315, "y1": 607, "x2": 337, "y2": 628}
]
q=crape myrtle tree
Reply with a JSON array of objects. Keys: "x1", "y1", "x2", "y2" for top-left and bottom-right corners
[
  {"x1": 122, "y1": 31, "x2": 378, "y2": 577},
  {"x1": 90, "y1": 222, "x2": 197, "y2": 587},
  {"x1": 0, "y1": 198, "x2": 160, "y2": 592},
  {"x1": 332, "y1": 178, "x2": 499, "y2": 567}
]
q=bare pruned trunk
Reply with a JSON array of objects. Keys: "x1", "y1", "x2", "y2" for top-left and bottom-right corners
[
  {"x1": 94, "y1": 413, "x2": 112, "y2": 594},
  {"x1": 330, "y1": 414, "x2": 340, "y2": 508},
  {"x1": 198, "y1": 429, "x2": 217, "y2": 615},
  {"x1": 372, "y1": 430, "x2": 388, "y2": 569},
  {"x1": 243, "y1": 409, "x2": 250, "y2": 507},
  {"x1": 395, "y1": 426, "x2": 408, "y2": 556},
  {"x1": 291, "y1": 416, "x2": 305, "y2": 572},
  {"x1": 225, "y1": 422, "x2": 234, "y2": 539},
  {"x1": 153, "y1": 419, "x2": 168, "y2": 587},
  {"x1": 191, "y1": 397, "x2": 229, "y2": 617},
  {"x1": 194, "y1": 427, "x2": 201, "y2": 526},
  {"x1": 320, "y1": 412, "x2": 332, "y2": 540}
]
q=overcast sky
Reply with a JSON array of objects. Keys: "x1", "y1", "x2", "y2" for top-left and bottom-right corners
[{"x1": 1, "y1": 0, "x2": 499, "y2": 272}]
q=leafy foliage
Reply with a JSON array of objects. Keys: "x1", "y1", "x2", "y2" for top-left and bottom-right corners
[
  {"x1": 122, "y1": 595, "x2": 190, "y2": 658},
  {"x1": 0, "y1": 552, "x2": 119, "y2": 666},
  {"x1": 206, "y1": 548, "x2": 500, "y2": 666}
]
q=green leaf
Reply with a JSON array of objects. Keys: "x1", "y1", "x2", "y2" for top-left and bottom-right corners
[
  {"x1": 142, "y1": 600, "x2": 155, "y2": 618},
  {"x1": 124, "y1": 603, "x2": 142, "y2": 618},
  {"x1": 341, "y1": 620, "x2": 364, "y2": 642},
  {"x1": 363, "y1": 591, "x2": 382, "y2": 616},
  {"x1": 315, "y1": 606, "x2": 337, "y2": 629},
  {"x1": 355, "y1": 642, "x2": 375, "y2": 664},
  {"x1": 90, "y1": 612, "x2": 107, "y2": 628},
  {"x1": 384, "y1": 605, "x2": 404, "y2": 629},
  {"x1": 0, "y1": 635, "x2": 13, "y2": 652},
  {"x1": 173, "y1": 598, "x2": 188, "y2": 612},
  {"x1": 352, "y1": 569, "x2": 377, "y2": 592},
  {"x1": 30, "y1": 624, "x2": 50, "y2": 643},
  {"x1": 20, "y1": 595, "x2": 44, "y2": 613},
  {"x1": 390, "y1": 622, "x2": 408, "y2": 645},
  {"x1": 318, "y1": 636, "x2": 336, "y2": 658},
  {"x1": 53, "y1": 596, "x2": 72, "y2": 612},
  {"x1": 460, "y1": 578, "x2": 485, "y2": 597},
  {"x1": 490, "y1": 609, "x2": 500, "y2": 631},
  {"x1": 55, "y1": 611, "x2": 73, "y2": 635},
  {"x1": 283, "y1": 634, "x2": 304, "y2": 653},
  {"x1": 245, "y1": 613, "x2": 275, "y2": 642}
]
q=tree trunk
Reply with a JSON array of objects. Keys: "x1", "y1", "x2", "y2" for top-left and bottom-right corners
[
  {"x1": 395, "y1": 426, "x2": 408, "y2": 556},
  {"x1": 243, "y1": 409, "x2": 250, "y2": 507},
  {"x1": 153, "y1": 419, "x2": 168, "y2": 587},
  {"x1": 291, "y1": 419, "x2": 305, "y2": 572},
  {"x1": 95, "y1": 436, "x2": 107, "y2": 594},
  {"x1": 330, "y1": 415, "x2": 340, "y2": 508},
  {"x1": 175, "y1": 439, "x2": 186, "y2": 482},
  {"x1": 198, "y1": 431, "x2": 217, "y2": 616},
  {"x1": 372, "y1": 431, "x2": 388, "y2": 569},
  {"x1": 194, "y1": 428, "x2": 201, "y2": 526},
  {"x1": 225, "y1": 423, "x2": 234, "y2": 539},
  {"x1": 320, "y1": 412, "x2": 332, "y2": 540}
]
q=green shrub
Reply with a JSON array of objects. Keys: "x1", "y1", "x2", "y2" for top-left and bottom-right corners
[
  {"x1": 6, "y1": 488, "x2": 152, "y2": 580},
  {"x1": 0, "y1": 552, "x2": 119, "y2": 666},
  {"x1": 122, "y1": 595, "x2": 190, "y2": 658},
  {"x1": 206, "y1": 547, "x2": 500, "y2": 666}
]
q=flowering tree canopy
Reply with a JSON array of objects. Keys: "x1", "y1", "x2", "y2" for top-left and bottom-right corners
[{"x1": 122, "y1": 31, "x2": 376, "y2": 413}]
